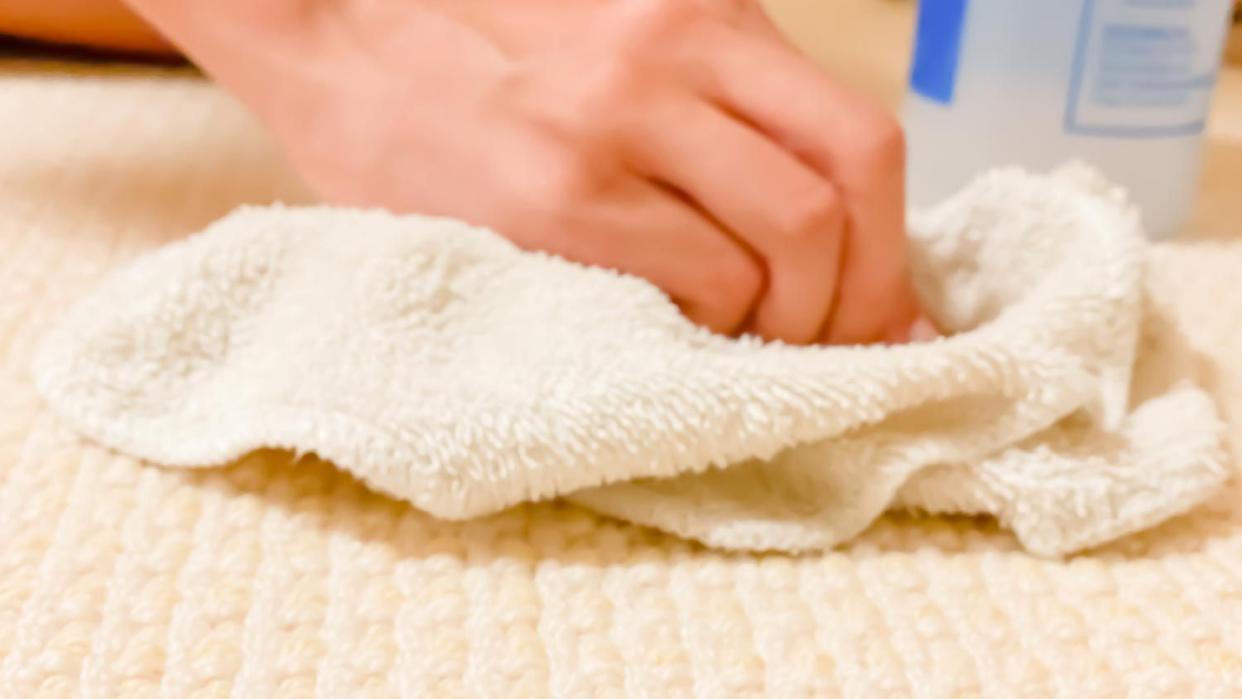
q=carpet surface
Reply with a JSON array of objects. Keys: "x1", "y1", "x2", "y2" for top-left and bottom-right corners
[{"x1": 3, "y1": 58, "x2": 1242, "y2": 697}]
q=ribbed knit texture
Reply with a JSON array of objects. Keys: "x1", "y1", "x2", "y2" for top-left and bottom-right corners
[{"x1": 4, "y1": 58, "x2": 1242, "y2": 696}]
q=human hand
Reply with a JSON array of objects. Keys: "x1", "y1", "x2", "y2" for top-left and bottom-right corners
[{"x1": 137, "y1": 0, "x2": 929, "y2": 344}]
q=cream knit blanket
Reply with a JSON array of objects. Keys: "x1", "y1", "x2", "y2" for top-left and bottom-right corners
[
  {"x1": 32, "y1": 162, "x2": 1230, "y2": 557},
  {"x1": 5, "y1": 58, "x2": 1242, "y2": 697}
]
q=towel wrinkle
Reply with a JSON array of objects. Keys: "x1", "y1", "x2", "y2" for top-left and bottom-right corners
[{"x1": 33, "y1": 165, "x2": 1231, "y2": 556}]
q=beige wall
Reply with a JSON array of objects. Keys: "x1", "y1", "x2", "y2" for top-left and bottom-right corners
[
  {"x1": 761, "y1": 0, "x2": 916, "y2": 106},
  {"x1": 760, "y1": 0, "x2": 1240, "y2": 237}
]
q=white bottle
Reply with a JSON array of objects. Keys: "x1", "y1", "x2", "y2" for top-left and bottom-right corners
[{"x1": 903, "y1": 0, "x2": 1234, "y2": 238}]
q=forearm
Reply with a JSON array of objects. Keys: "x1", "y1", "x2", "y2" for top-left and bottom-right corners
[{"x1": 0, "y1": 0, "x2": 175, "y2": 54}]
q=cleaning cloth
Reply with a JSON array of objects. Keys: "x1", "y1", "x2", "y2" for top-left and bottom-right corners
[{"x1": 31, "y1": 165, "x2": 1231, "y2": 556}]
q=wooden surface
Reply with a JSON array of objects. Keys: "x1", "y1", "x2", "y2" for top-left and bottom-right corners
[{"x1": 764, "y1": 0, "x2": 1242, "y2": 239}]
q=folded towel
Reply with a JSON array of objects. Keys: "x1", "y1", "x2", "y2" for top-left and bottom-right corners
[{"x1": 31, "y1": 165, "x2": 1231, "y2": 556}]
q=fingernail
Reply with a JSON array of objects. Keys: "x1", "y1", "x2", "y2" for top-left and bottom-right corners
[{"x1": 908, "y1": 315, "x2": 941, "y2": 343}]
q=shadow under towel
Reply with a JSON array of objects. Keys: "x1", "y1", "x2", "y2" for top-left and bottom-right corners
[{"x1": 31, "y1": 165, "x2": 1232, "y2": 557}]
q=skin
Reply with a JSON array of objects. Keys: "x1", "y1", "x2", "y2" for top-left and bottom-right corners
[{"x1": 1, "y1": 0, "x2": 935, "y2": 345}]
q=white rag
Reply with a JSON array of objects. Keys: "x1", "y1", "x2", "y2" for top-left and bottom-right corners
[{"x1": 31, "y1": 165, "x2": 1232, "y2": 557}]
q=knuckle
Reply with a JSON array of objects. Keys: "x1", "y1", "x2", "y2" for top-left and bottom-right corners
[
  {"x1": 625, "y1": 0, "x2": 698, "y2": 37},
  {"x1": 782, "y1": 185, "x2": 845, "y2": 242},
  {"x1": 575, "y1": 60, "x2": 646, "y2": 126},
  {"x1": 541, "y1": 155, "x2": 605, "y2": 204},
  {"x1": 703, "y1": 252, "x2": 763, "y2": 314},
  {"x1": 588, "y1": 59, "x2": 642, "y2": 102},
  {"x1": 497, "y1": 56, "x2": 645, "y2": 142},
  {"x1": 850, "y1": 114, "x2": 906, "y2": 173}
]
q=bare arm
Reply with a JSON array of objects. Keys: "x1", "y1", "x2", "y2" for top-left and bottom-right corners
[{"x1": 0, "y1": 0, "x2": 175, "y2": 54}]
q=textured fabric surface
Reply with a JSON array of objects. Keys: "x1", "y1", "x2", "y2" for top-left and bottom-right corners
[
  {"x1": 31, "y1": 163, "x2": 1230, "y2": 558},
  {"x1": 4, "y1": 58, "x2": 1242, "y2": 697}
]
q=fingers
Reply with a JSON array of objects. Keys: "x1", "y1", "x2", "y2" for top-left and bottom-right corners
[
  {"x1": 596, "y1": 181, "x2": 767, "y2": 335},
  {"x1": 685, "y1": 23, "x2": 922, "y2": 344},
  {"x1": 504, "y1": 169, "x2": 765, "y2": 336},
  {"x1": 621, "y1": 94, "x2": 845, "y2": 345}
]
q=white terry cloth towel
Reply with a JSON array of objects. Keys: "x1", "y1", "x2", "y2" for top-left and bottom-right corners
[{"x1": 31, "y1": 165, "x2": 1232, "y2": 557}]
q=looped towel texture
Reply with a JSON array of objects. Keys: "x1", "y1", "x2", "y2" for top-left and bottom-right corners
[{"x1": 32, "y1": 165, "x2": 1232, "y2": 557}]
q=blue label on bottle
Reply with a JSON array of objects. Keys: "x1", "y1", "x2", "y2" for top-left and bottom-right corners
[{"x1": 909, "y1": 0, "x2": 970, "y2": 104}]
